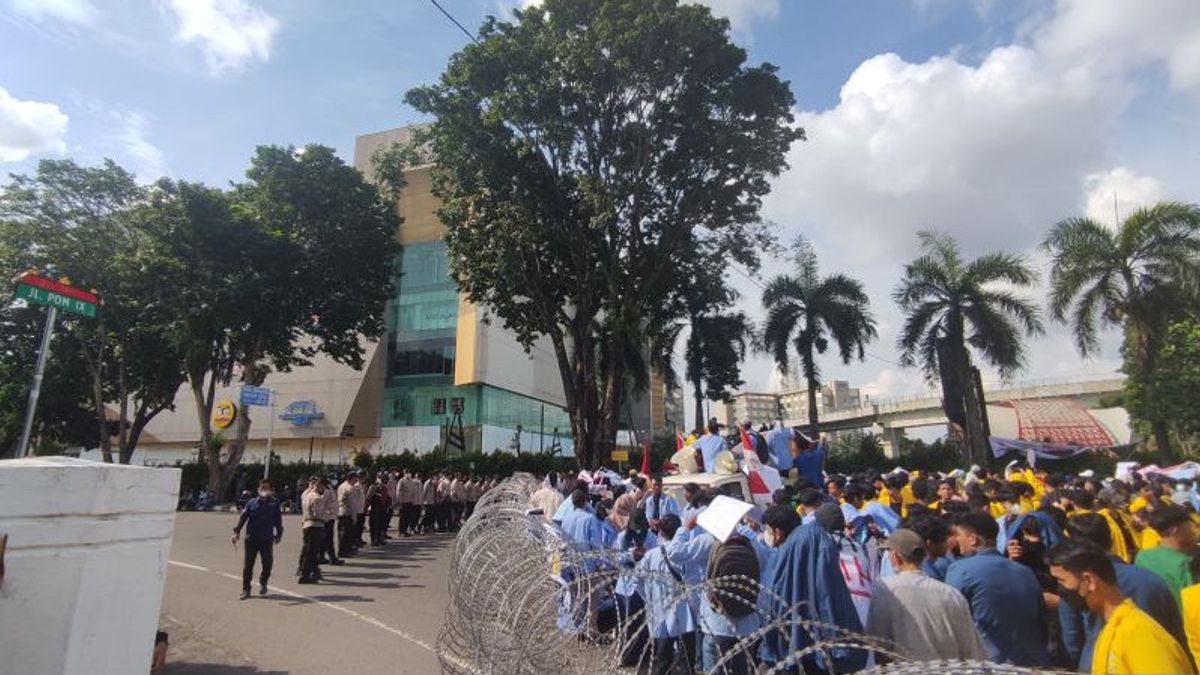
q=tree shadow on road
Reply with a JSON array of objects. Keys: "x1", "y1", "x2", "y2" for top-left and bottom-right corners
[{"x1": 164, "y1": 664, "x2": 288, "y2": 674}]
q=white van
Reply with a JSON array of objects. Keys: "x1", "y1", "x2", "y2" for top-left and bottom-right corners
[{"x1": 659, "y1": 472, "x2": 752, "y2": 505}]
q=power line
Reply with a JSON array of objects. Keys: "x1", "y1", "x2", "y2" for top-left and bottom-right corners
[{"x1": 429, "y1": 0, "x2": 480, "y2": 44}]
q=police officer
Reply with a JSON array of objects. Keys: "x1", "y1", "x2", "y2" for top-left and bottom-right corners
[{"x1": 232, "y1": 479, "x2": 282, "y2": 600}]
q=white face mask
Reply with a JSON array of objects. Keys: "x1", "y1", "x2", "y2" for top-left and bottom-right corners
[
  {"x1": 763, "y1": 528, "x2": 778, "y2": 548},
  {"x1": 1006, "y1": 504, "x2": 1021, "y2": 516},
  {"x1": 259, "y1": 489, "x2": 271, "y2": 498}
]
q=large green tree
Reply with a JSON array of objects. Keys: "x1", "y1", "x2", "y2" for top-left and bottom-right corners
[
  {"x1": 1044, "y1": 201, "x2": 1200, "y2": 461},
  {"x1": 0, "y1": 159, "x2": 183, "y2": 463},
  {"x1": 158, "y1": 145, "x2": 400, "y2": 496},
  {"x1": 761, "y1": 238, "x2": 876, "y2": 438},
  {"x1": 894, "y1": 231, "x2": 1043, "y2": 465},
  {"x1": 1125, "y1": 318, "x2": 1200, "y2": 455},
  {"x1": 405, "y1": 0, "x2": 801, "y2": 467}
]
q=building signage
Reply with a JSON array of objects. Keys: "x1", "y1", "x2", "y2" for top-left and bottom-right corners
[
  {"x1": 240, "y1": 385, "x2": 271, "y2": 407},
  {"x1": 13, "y1": 272, "x2": 99, "y2": 318},
  {"x1": 280, "y1": 400, "x2": 324, "y2": 427},
  {"x1": 212, "y1": 399, "x2": 238, "y2": 429}
]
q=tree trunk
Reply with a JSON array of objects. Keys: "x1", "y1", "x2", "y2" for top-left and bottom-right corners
[
  {"x1": 1152, "y1": 421, "x2": 1173, "y2": 465},
  {"x1": 598, "y1": 371, "x2": 621, "y2": 468},
  {"x1": 189, "y1": 376, "x2": 226, "y2": 498},
  {"x1": 117, "y1": 363, "x2": 131, "y2": 464},
  {"x1": 692, "y1": 377, "x2": 704, "y2": 440},
  {"x1": 806, "y1": 375, "x2": 820, "y2": 441},
  {"x1": 81, "y1": 318, "x2": 113, "y2": 463},
  {"x1": 958, "y1": 350, "x2": 989, "y2": 468}
]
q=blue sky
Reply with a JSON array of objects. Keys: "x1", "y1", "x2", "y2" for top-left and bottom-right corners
[{"x1": 3, "y1": 0, "x2": 1198, "y2": 420}]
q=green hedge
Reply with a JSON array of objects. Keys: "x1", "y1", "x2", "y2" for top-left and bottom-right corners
[{"x1": 175, "y1": 451, "x2": 583, "y2": 501}]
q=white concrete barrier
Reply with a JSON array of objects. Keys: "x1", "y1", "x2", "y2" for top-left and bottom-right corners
[{"x1": 0, "y1": 457, "x2": 180, "y2": 675}]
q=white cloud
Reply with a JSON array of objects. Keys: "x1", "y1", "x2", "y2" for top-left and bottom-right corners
[
  {"x1": 161, "y1": 0, "x2": 279, "y2": 76},
  {"x1": 7, "y1": 0, "x2": 97, "y2": 25},
  {"x1": 1081, "y1": 168, "x2": 1165, "y2": 225},
  {"x1": 767, "y1": 46, "x2": 1123, "y2": 263},
  {"x1": 858, "y1": 368, "x2": 933, "y2": 401},
  {"x1": 744, "y1": 0, "x2": 1199, "y2": 413},
  {"x1": 0, "y1": 86, "x2": 68, "y2": 162},
  {"x1": 1035, "y1": 0, "x2": 1200, "y2": 90},
  {"x1": 112, "y1": 110, "x2": 167, "y2": 179}
]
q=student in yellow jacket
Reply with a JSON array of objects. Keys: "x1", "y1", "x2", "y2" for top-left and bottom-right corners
[
  {"x1": 1181, "y1": 556, "x2": 1200, "y2": 670},
  {"x1": 1068, "y1": 489, "x2": 1132, "y2": 563},
  {"x1": 1049, "y1": 541, "x2": 1194, "y2": 675}
]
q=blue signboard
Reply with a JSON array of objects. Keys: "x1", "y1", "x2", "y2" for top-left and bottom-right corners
[
  {"x1": 280, "y1": 400, "x2": 324, "y2": 427},
  {"x1": 240, "y1": 385, "x2": 271, "y2": 407}
]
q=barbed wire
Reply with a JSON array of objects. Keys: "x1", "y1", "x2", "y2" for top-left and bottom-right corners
[{"x1": 438, "y1": 476, "x2": 1076, "y2": 674}]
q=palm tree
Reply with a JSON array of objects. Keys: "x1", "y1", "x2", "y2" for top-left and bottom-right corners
[
  {"x1": 650, "y1": 311, "x2": 752, "y2": 434},
  {"x1": 894, "y1": 231, "x2": 1043, "y2": 465},
  {"x1": 761, "y1": 238, "x2": 877, "y2": 439},
  {"x1": 1043, "y1": 201, "x2": 1200, "y2": 461}
]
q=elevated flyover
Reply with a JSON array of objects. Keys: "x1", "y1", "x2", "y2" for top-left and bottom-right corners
[{"x1": 798, "y1": 377, "x2": 1125, "y2": 455}]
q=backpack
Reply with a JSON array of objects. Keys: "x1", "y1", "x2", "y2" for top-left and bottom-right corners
[{"x1": 704, "y1": 534, "x2": 760, "y2": 618}]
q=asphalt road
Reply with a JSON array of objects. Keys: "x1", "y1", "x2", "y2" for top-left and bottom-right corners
[{"x1": 160, "y1": 511, "x2": 455, "y2": 675}]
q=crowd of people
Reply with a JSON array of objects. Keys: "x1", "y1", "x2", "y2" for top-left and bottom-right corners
[
  {"x1": 232, "y1": 470, "x2": 498, "y2": 595},
  {"x1": 532, "y1": 420, "x2": 1200, "y2": 674}
]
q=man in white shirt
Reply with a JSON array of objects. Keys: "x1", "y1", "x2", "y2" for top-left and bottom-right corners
[
  {"x1": 336, "y1": 473, "x2": 358, "y2": 557},
  {"x1": 421, "y1": 472, "x2": 439, "y2": 534},
  {"x1": 437, "y1": 473, "x2": 452, "y2": 532},
  {"x1": 865, "y1": 529, "x2": 987, "y2": 662}
]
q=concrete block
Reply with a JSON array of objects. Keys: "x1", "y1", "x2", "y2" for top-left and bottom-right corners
[{"x1": 0, "y1": 457, "x2": 180, "y2": 675}]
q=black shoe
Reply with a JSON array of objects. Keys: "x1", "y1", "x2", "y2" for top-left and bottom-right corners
[
  {"x1": 240, "y1": 589, "x2": 250, "y2": 600},
  {"x1": 330, "y1": 559, "x2": 344, "y2": 566},
  {"x1": 297, "y1": 577, "x2": 318, "y2": 585},
  {"x1": 318, "y1": 557, "x2": 330, "y2": 564},
  {"x1": 259, "y1": 584, "x2": 268, "y2": 596}
]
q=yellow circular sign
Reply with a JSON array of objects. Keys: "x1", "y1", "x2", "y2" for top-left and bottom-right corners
[{"x1": 212, "y1": 399, "x2": 237, "y2": 429}]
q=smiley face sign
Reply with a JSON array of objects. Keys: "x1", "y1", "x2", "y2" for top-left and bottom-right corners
[{"x1": 212, "y1": 398, "x2": 238, "y2": 429}]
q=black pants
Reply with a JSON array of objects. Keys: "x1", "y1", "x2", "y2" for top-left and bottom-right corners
[
  {"x1": 398, "y1": 503, "x2": 417, "y2": 534},
  {"x1": 299, "y1": 527, "x2": 322, "y2": 580},
  {"x1": 369, "y1": 509, "x2": 387, "y2": 544},
  {"x1": 241, "y1": 538, "x2": 273, "y2": 591},
  {"x1": 420, "y1": 504, "x2": 435, "y2": 532},
  {"x1": 355, "y1": 513, "x2": 366, "y2": 543},
  {"x1": 617, "y1": 592, "x2": 647, "y2": 667},
  {"x1": 338, "y1": 515, "x2": 355, "y2": 556},
  {"x1": 650, "y1": 633, "x2": 697, "y2": 675},
  {"x1": 323, "y1": 520, "x2": 338, "y2": 561}
]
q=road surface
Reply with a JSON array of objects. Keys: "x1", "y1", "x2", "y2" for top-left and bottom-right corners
[{"x1": 160, "y1": 511, "x2": 455, "y2": 674}]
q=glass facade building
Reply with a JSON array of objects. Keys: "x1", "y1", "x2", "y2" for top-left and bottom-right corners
[{"x1": 381, "y1": 241, "x2": 571, "y2": 452}]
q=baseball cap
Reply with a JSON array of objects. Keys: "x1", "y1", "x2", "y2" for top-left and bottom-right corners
[{"x1": 882, "y1": 529, "x2": 925, "y2": 559}]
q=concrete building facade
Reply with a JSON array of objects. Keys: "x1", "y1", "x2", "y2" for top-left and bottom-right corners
[{"x1": 723, "y1": 380, "x2": 862, "y2": 429}]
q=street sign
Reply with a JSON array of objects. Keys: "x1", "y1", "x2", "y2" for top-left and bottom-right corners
[
  {"x1": 240, "y1": 385, "x2": 271, "y2": 407},
  {"x1": 13, "y1": 272, "x2": 98, "y2": 318},
  {"x1": 611, "y1": 449, "x2": 630, "y2": 462},
  {"x1": 12, "y1": 272, "x2": 101, "y2": 456}
]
